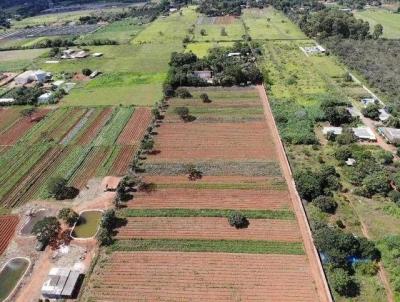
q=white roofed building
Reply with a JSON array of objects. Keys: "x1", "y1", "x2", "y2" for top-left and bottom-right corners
[
  {"x1": 352, "y1": 127, "x2": 376, "y2": 141},
  {"x1": 41, "y1": 267, "x2": 81, "y2": 299}
]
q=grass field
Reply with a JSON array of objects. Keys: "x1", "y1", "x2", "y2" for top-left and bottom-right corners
[
  {"x1": 194, "y1": 17, "x2": 245, "y2": 42},
  {"x1": 185, "y1": 41, "x2": 234, "y2": 57},
  {"x1": 242, "y1": 7, "x2": 307, "y2": 40},
  {"x1": 354, "y1": 9, "x2": 400, "y2": 39}
]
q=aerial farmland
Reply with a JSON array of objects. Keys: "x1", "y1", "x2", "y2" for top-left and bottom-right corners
[{"x1": 0, "y1": 0, "x2": 400, "y2": 301}]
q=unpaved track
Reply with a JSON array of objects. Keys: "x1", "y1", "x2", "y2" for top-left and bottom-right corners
[{"x1": 256, "y1": 85, "x2": 332, "y2": 302}]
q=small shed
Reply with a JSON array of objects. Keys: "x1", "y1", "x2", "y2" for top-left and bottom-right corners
[
  {"x1": 322, "y1": 126, "x2": 343, "y2": 136},
  {"x1": 0, "y1": 98, "x2": 15, "y2": 104},
  {"x1": 378, "y1": 108, "x2": 391, "y2": 122},
  {"x1": 378, "y1": 127, "x2": 400, "y2": 144},
  {"x1": 41, "y1": 267, "x2": 81, "y2": 299},
  {"x1": 352, "y1": 127, "x2": 376, "y2": 141},
  {"x1": 361, "y1": 98, "x2": 377, "y2": 107},
  {"x1": 92, "y1": 52, "x2": 103, "y2": 57},
  {"x1": 38, "y1": 92, "x2": 53, "y2": 104}
]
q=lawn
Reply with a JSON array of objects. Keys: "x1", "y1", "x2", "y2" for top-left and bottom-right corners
[
  {"x1": 354, "y1": 9, "x2": 400, "y2": 39},
  {"x1": 242, "y1": 7, "x2": 307, "y2": 40},
  {"x1": 0, "y1": 48, "x2": 48, "y2": 72},
  {"x1": 185, "y1": 41, "x2": 234, "y2": 57},
  {"x1": 194, "y1": 17, "x2": 245, "y2": 42}
]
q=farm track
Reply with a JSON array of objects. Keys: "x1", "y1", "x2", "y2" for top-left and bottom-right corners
[
  {"x1": 117, "y1": 107, "x2": 153, "y2": 145},
  {"x1": 116, "y1": 217, "x2": 301, "y2": 241},
  {"x1": 0, "y1": 109, "x2": 49, "y2": 145},
  {"x1": 148, "y1": 122, "x2": 277, "y2": 161},
  {"x1": 89, "y1": 252, "x2": 319, "y2": 302},
  {"x1": 76, "y1": 107, "x2": 113, "y2": 145},
  {"x1": 0, "y1": 215, "x2": 19, "y2": 255},
  {"x1": 109, "y1": 145, "x2": 137, "y2": 176},
  {"x1": 69, "y1": 146, "x2": 112, "y2": 189},
  {"x1": 0, "y1": 147, "x2": 65, "y2": 207},
  {"x1": 127, "y1": 188, "x2": 291, "y2": 210}
]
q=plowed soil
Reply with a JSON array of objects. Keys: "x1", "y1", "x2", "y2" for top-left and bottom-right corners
[
  {"x1": 0, "y1": 215, "x2": 19, "y2": 255},
  {"x1": 148, "y1": 122, "x2": 277, "y2": 161},
  {"x1": 116, "y1": 217, "x2": 301, "y2": 241},
  {"x1": 127, "y1": 188, "x2": 291, "y2": 210},
  {"x1": 109, "y1": 145, "x2": 138, "y2": 176},
  {"x1": 88, "y1": 252, "x2": 319, "y2": 302},
  {"x1": 117, "y1": 107, "x2": 152, "y2": 145},
  {"x1": 76, "y1": 108, "x2": 113, "y2": 145}
]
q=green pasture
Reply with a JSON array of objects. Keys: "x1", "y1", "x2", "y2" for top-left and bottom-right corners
[
  {"x1": 185, "y1": 41, "x2": 233, "y2": 57},
  {"x1": 242, "y1": 7, "x2": 307, "y2": 40},
  {"x1": 194, "y1": 18, "x2": 245, "y2": 42},
  {"x1": 0, "y1": 48, "x2": 47, "y2": 72},
  {"x1": 133, "y1": 6, "x2": 198, "y2": 44},
  {"x1": 354, "y1": 9, "x2": 400, "y2": 39}
]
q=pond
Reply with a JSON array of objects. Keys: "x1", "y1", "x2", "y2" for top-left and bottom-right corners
[
  {"x1": 71, "y1": 210, "x2": 102, "y2": 239},
  {"x1": 0, "y1": 257, "x2": 30, "y2": 302}
]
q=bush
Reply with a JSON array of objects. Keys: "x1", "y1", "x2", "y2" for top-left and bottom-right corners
[
  {"x1": 97, "y1": 227, "x2": 113, "y2": 246},
  {"x1": 294, "y1": 169, "x2": 323, "y2": 201},
  {"x1": 32, "y1": 216, "x2": 60, "y2": 244},
  {"x1": 355, "y1": 261, "x2": 379, "y2": 276},
  {"x1": 376, "y1": 150, "x2": 394, "y2": 165},
  {"x1": 82, "y1": 68, "x2": 92, "y2": 76},
  {"x1": 313, "y1": 195, "x2": 338, "y2": 214},
  {"x1": 334, "y1": 146, "x2": 352, "y2": 162},
  {"x1": 101, "y1": 209, "x2": 116, "y2": 231},
  {"x1": 175, "y1": 106, "x2": 195, "y2": 122},
  {"x1": 389, "y1": 190, "x2": 400, "y2": 204},
  {"x1": 47, "y1": 177, "x2": 79, "y2": 200},
  {"x1": 361, "y1": 171, "x2": 391, "y2": 197},
  {"x1": 330, "y1": 268, "x2": 359, "y2": 297},
  {"x1": 57, "y1": 208, "x2": 79, "y2": 226},
  {"x1": 187, "y1": 165, "x2": 202, "y2": 181},
  {"x1": 336, "y1": 129, "x2": 357, "y2": 145},
  {"x1": 176, "y1": 87, "x2": 192, "y2": 98},
  {"x1": 228, "y1": 212, "x2": 249, "y2": 229},
  {"x1": 361, "y1": 104, "x2": 381, "y2": 120},
  {"x1": 200, "y1": 93, "x2": 211, "y2": 103}
]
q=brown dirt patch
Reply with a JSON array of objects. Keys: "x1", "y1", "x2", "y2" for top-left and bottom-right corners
[
  {"x1": 117, "y1": 107, "x2": 152, "y2": 145},
  {"x1": 116, "y1": 217, "x2": 301, "y2": 242},
  {"x1": 215, "y1": 15, "x2": 236, "y2": 24},
  {"x1": 87, "y1": 251, "x2": 319, "y2": 302},
  {"x1": 127, "y1": 188, "x2": 291, "y2": 210}
]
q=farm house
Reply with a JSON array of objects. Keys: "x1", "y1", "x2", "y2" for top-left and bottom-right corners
[
  {"x1": 41, "y1": 267, "x2": 82, "y2": 299},
  {"x1": 14, "y1": 70, "x2": 50, "y2": 85},
  {"x1": 378, "y1": 127, "x2": 400, "y2": 144}
]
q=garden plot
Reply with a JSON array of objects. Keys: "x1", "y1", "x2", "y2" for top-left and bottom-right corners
[
  {"x1": 185, "y1": 41, "x2": 234, "y2": 57},
  {"x1": 0, "y1": 215, "x2": 19, "y2": 255},
  {"x1": 194, "y1": 16, "x2": 245, "y2": 42},
  {"x1": 86, "y1": 252, "x2": 319, "y2": 302},
  {"x1": 116, "y1": 217, "x2": 301, "y2": 241},
  {"x1": 117, "y1": 107, "x2": 153, "y2": 145},
  {"x1": 242, "y1": 7, "x2": 307, "y2": 40}
]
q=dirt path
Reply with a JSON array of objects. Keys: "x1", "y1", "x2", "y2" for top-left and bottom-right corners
[
  {"x1": 256, "y1": 84, "x2": 333, "y2": 302},
  {"x1": 347, "y1": 196, "x2": 395, "y2": 302}
]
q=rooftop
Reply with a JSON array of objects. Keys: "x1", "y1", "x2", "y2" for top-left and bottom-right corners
[{"x1": 352, "y1": 127, "x2": 376, "y2": 140}]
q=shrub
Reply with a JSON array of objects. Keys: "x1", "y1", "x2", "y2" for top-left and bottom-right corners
[
  {"x1": 313, "y1": 195, "x2": 338, "y2": 214},
  {"x1": 176, "y1": 87, "x2": 192, "y2": 98},
  {"x1": 97, "y1": 227, "x2": 113, "y2": 246},
  {"x1": 336, "y1": 129, "x2": 357, "y2": 145},
  {"x1": 58, "y1": 208, "x2": 79, "y2": 226},
  {"x1": 361, "y1": 104, "x2": 380, "y2": 120},
  {"x1": 361, "y1": 171, "x2": 391, "y2": 197},
  {"x1": 200, "y1": 93, "x2": 211, "y2": 103},
  {"x1": 355, "y1": 261, "x2": 379, "y2": 276},
  {"x1": 187, "y1": 165, "x2": 202, "y2": 181},
  {"x1": 220, "y1": 27, "x2": 227, "y2": 36},
  {"x1": 175, "y1": 106, "x2": 194, "y2": 122},
  {"x1": 100, "y1": 209, "x2": 116, "y2": 231},
  {"x1": 334, "y1": 146, "x2": 352, "y2": 162},
  {"x1": 376, "y1": 150, "x2": 394, "y2": 165},
  {"x1": 141, "y1": 138, "x2": 154, "y2": 152},
  {"x1": 330, "y1": 268, "x2": 359, "y2": 297},
  {"x1": 47, "y1": 177, "x2": 78, "y2": 200},
  {"x1": 389, "y1": 190, "x2": 400, "y2": 204},
  {"x1": 228, "y1": 212, "x2": 249, "y2": 229},
  {"x1": 32, "y1": 216, "x2": 60, "y2": 244},
  {"x1": 82, "y1": 68, "x2": 92, "y2": 76},
  {"x1": 200, "y1": 29, "x2": 207, "y2": 36}
]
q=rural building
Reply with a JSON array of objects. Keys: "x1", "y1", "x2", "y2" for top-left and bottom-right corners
[
  {"x1": 194, "y1": 70, "x2": 213, "y2": 83},
  {"x1": 61, "y1": 49, "x2": 89, "y2": 59},
  {"x1": 92, "y1": 52, "x2": 103, "y2": 57},
  {"x1": 38, "y1": 92, "x2": 53, "y2": 104},
  {"x1": 378, "y1": 127, "x2": 400, "y2": 144},
  {"x1": 352, "y1": 127, "x2": 376, "y2": 141},
  {"x1": 41, "y1": 267, "x2": 82, "y2": 299},
  {"x1": 0, "y1": 98, "x2": 15, "y2": 104},
  {"x1": 378, "y1": 108, "x2": 391, "y2": 122},
  {"x1": 322, "y1": 126, "x2": 342, "y2": 136},
  {"x1": 361, "y1": 98, "x2": 377, "y2": 107},
  {"x1": 15, "y1": 70, "x2": 50, "y2": 85}
]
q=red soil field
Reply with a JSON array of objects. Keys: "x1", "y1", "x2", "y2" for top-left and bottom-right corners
[
  {"x1": 148, "y1": 122, "x2": 277, "y2": 161},
  {"x1": 1, "y1": 147, "x2": 64, "y2": 207},
  {"x1": 89, "y1": 252, "x2": 319, "y2": 302},
  {"x1": 69, "y1": 146, "x2": 112, "y2": 189},
  {"x1": 116, "y1": 217, "x2": 301, "y2": 242},
  {"x1": 0, "y1": 109, "x2": 49, "y2": 145},
  {"x1": 0, "y1": 215, "x2": 19, "y2": 255},
  {"x1": 76, "y1": 108, "x2": 113, "y2": 145},
  {"x1": 215, "y1": 15, "x2": 236, "y2": 24},
  {"x1": 117, "y1": 107, "x2": 152, "y2": 145},
  {"x1": 109, "y1": 145, "x2": 137, "y2": 176},
  {"x1": 127, "y1": 188, "x2": 291, "y2": 210}
]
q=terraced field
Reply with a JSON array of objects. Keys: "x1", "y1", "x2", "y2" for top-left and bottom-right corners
[{"x1": 83, "y1": 87, "x2": 324, "y2": 301}]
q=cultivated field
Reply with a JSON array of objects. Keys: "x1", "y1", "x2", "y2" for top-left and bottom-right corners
[
  {"x1": 88, "y1": 252, "x2": 319, "y2": 302},
  {"x1": 194, "y1": 16, "x2": 245, "y2": 42},
  {"x1": 0, "y1": 215, "x2": 19, "y2": 255},
  {"x1": 82, "y1": 86, "x2": 323, "y2": 301},
  {"x1": 354, "y1": 9, "x2": 400, "y2": 39}
]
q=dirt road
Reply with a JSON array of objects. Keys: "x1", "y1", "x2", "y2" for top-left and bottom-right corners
[{"x1": 257, "y1": 85, "x2": 333, "y2": 302}]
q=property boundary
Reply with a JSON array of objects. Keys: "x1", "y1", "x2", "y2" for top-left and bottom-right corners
[{"x1": 256, "y1": 84, "x2": 333, "y2": 302}]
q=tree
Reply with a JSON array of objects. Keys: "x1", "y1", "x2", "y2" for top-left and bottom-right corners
[
  {"x1": 228, "y1": 212, "x2": 249, "y2": 229},
  {"x1": 58, "y1": 208, "x2": 79, "y2": 226},
  {"x1": 220, "y1": 27, "x2": 227, "y2": 36},
  {"x1": 361, "y1": 104, "x2": 380, "y2": 120},
  {"x1": 330, "y1": 268, "x2": 359, "y2": 297},
  {"x1": 47, "y1": 177, "x2": 78, "y2": 200},
  {"x1": 176, "y1": 87, "x2": 192, "y2": 98},
  {"x1": 187, "y1": 164, "x2": 202, "y2": 181},
  {"x1": 20, "y1": 108, "x2": 36, "y2": 118},
  {"x1": 82, "y1": 68, "x2": 92, "y2": 76},
  {"x1": 141, "y1": 138, "x2": 154, "y2": 152},
  {"x1": 31, "y1": 217, "x2": 60, "y2": 244},
  {"x1": 313, "y1": 195, "x2": 338, "y2": 214},
  {"x1": 361, "y1": 171, "x2": 390, "y2": 197},
  {"x1": 200, "y1": 93, "x2": 211, "y2": 103},
  {"x1": 336, "y1": 129, "x2": 357, "y2": 145},
  {"x1": 294, "y1": 169, "x2": 323, "y2": 201},
  {"x1": 96, "y1": 227, "x2": 113, "y2": 246},
  {"x1": 175, "y1": 106, "x2": 191, "y2": 121},
  {"x1": 101, "y1": 209, "x2": 116, "y2": 231},
  {"x1": 200, "y1": 29, "x2": 207, "y2": 36},
  {"x1": 375, "y1": 150, "x2": 393, "y2": 165},
  {"x1": 373, "y1": 24, "x2": 383, "y2": 39},
  {"x1": 324, "y1": 106, "x2": 353, "y2": 126}
]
